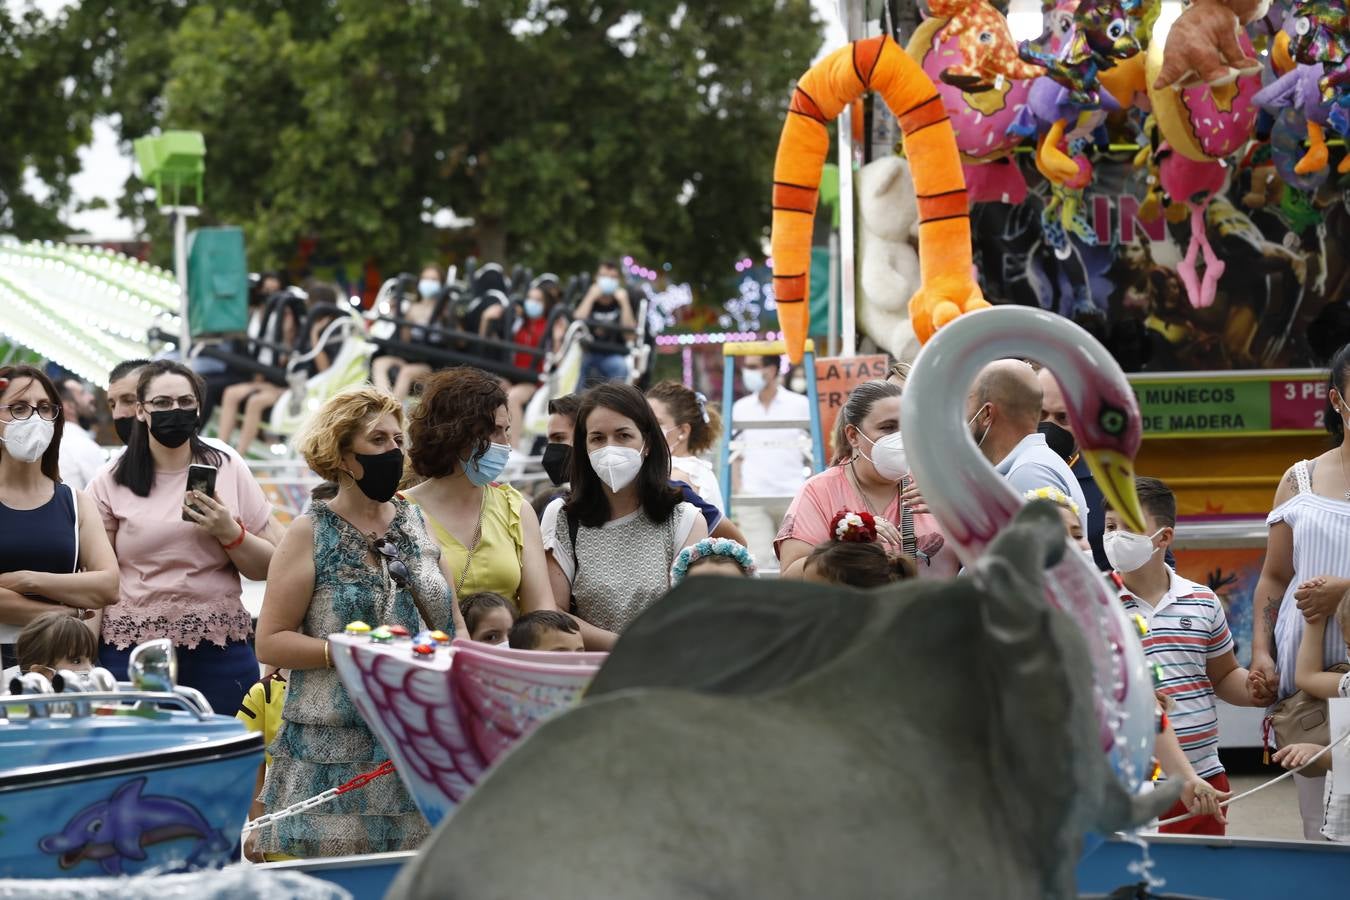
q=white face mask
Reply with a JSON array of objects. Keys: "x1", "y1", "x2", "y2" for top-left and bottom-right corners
[
  {"x1": 1103, "y1": 527, "x2": 1164, "y2": 573},
  {"x1": 494, "y1": 639, "x2": 510, "y2": 648},
  {"x1": 856, "y1": 430, "x2": 908, "y2": 481},
  {"x1": 589, "y1": 445, "x2": 644, "y2": 492},
  {"x1": 968, "y1": 404, "x2": 991, "y2": 449},
  {"x1": 742, "y1": 368, "x2": 766, "y2": 393},
  {"x1": 0, "y1": 416, "x2": 54, "y2": 464}
]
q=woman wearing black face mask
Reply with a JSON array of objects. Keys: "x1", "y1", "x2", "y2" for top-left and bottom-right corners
[
  {"x1": 254, "y1": 386, "x2": 460, "y2": 858},
  {"x1": 87, "y1": 361, "x2": 285, "y2": 715}
]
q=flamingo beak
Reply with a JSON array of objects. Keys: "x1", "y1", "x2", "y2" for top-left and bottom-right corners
[{"x1": 1081, "y1": 448, "x2": 1146, "y2": 534}]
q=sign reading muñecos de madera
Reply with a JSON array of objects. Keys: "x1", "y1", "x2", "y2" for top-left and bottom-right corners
[{"x1": 1131, "y1": 375, "x2": 1326, "y2": 437}]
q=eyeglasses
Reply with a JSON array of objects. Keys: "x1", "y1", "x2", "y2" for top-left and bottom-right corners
[
  {"x1": 372, "y1": 538, "x2": 410, "y2": 588},
  {"x1": 142, "y1": 395, "x2": 199, "y2": 413},
  {"x1": 0, "y1": 402, "x2": 62, "y2": 421}
]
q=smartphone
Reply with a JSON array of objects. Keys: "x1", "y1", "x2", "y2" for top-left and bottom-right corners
[{"x1": 183, "y1": 464, "x2": 218, "y2": 522}]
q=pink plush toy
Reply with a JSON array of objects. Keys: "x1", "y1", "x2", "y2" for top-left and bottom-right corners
[{"x1": 1157, "y1": 147, "x2": 1227, "y2": 309}]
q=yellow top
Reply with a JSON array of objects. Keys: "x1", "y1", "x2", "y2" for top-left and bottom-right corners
[
  {"x1": 235, "y1": 671, "x2": 287, "y2": 765},
  {"x1": 413, "y1": 483, "x2": 525, "y2": 603}
]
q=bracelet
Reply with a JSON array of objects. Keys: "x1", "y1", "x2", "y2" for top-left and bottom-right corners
[
  {"x1": 220, "y1": 517, "x2": 247, "y2": 550},
  {"x1": 323, "y1": 639, "x2": 332, "y2": 669}
]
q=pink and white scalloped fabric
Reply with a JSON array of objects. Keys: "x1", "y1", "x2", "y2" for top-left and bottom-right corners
[{"x1": 331, "y1": 635, "x2": 604, "y2": 826}]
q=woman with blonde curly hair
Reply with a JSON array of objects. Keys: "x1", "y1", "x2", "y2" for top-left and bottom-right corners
[
  {"x1": 254, "y1": 386, "x2": 460, "y2": 859},
  {"x1": 403, "y1": 367, "x2": 552, "y2": 614}
]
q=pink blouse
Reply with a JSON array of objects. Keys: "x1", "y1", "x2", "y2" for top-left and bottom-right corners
[
  {"x1": 88, "y1": 455, "x2": 273, "y2": 649},
  {"x1": 774, "y1": 464, "x2": 958, "y2": 578}
]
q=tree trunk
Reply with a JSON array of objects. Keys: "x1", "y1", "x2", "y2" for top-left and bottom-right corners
[{"x1": 476, "y1": 219, "x2": 508, "y2": 264}]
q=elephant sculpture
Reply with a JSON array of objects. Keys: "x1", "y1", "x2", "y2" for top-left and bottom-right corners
[{"x1": 388, "y1": 502, "x2": 1178, "y2": 900}]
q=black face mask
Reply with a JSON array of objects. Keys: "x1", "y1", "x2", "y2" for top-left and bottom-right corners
[
  {"x1": 542, "y1": 443, "x2": 572, "y2": 487},
  {"x1": 351, "y1": 449, "x2": 405, "y2": 503},
  {"x1": 1037, "y1": 420, "x2": 1077, "y2": 464},
  {"x1": 148, "y1": 409, "x2": 199, "y2": 449},
  {"x1": 113, "y1": 416, "x2": 135, "y2": 446}
]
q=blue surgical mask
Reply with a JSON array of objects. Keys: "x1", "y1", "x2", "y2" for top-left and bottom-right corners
[
  {"x1": 464, "y1": 442, "x2": 511, "y2": 486},
  {"x1": 524, "y1": 298, "x2": 545, "y2": 319},
  {"x1": 418, "y1": 279, "x2": 441, "y2": 299},
  {"x1": 597, "y1": 276, "x2": 619, "y2": 296}
]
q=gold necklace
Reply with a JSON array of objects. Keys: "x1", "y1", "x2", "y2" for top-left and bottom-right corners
[{"x1": 847, "y1": 459, "x2": 896, "y2": 519}]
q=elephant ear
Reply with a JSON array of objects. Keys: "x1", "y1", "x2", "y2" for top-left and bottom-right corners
[
  {"x1": 587, "y1": 578, "x2": 878, "y2": 698},
  {"x1": 969, "y1": 500, "x2": 1065, "y2": 617}
]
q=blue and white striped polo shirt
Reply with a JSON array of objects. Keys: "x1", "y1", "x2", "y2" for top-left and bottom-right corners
[{"x1": 1118, "y1": 568, "x2": 1235, "y2": 780}]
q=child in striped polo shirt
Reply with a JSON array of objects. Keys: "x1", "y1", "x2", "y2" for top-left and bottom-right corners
[{"x1": 1105, "y1": 477, "x2": 1275, "y2": 835}]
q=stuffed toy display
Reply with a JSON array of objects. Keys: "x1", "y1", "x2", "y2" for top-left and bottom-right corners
[
  {"x1": 1012, "y1": 0, "x2": 1142, "y2": 185},
  {"x1": 1156, "y1": 146, "x2": 1229, "y2": 308},
  {"x1": 905, "y1": 2, "x2": 1036, "y2": 202},
  {"x1": 1147, "y1": 28, "x2": 1261, "y2": 162},
  {"x1": 1254, "y1": 63, "x2": 1350, "y2": 174},
  {"x1": 858, "y1": 155, "x2": 923, "y2": 363},
  {"x1": 770, "y1": 34, "x2": 987, "y2": 362},
  {"x1": 1151, "y1": 0, "x2": 1267, "y2": 89}
]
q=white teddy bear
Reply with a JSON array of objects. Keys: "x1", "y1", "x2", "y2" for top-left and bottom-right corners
[{"x1": 857, "y1": 155, "x2": 922, "y2": 365}]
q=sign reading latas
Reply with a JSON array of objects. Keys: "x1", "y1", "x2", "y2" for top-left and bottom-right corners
[
  {"x1": 1132, "y1": 375, "x2": 1326, "y2": 437},
  {"x1": 815, "y1": 355, "x2": 890, "y2": 453}
]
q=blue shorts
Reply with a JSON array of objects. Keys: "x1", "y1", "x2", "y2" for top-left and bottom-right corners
[{"x1": 99, "y1": 638, "x2": 259, "y2": 717}]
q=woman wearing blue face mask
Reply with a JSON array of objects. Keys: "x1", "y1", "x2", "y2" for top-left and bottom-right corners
[
  {"x1": 371, "y1": 263, "x2": 442, "y2": 401},
  {"x1": 403, "y1": 368, "x2": 553, "y2": 614}
]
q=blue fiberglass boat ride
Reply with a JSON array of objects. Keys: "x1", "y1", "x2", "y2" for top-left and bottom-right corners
[{"x1": 0, "y1": 639, "x2": 262, "y2": 879}]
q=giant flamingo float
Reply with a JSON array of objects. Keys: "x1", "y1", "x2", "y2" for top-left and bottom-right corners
[{"x1": 900, "y1": 304, "x2": 1155, "y2": 789}]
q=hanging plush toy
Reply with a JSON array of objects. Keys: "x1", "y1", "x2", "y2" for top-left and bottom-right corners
[
  {"x1": 1012, "y1": 0, "x2": 1143, "y2": 184},
  {"x1": 1157, "y1": 146, "x2": 1228, "y2": 308},
  {"x1": 770, "y1": 35, "x2": 987, "y2": 361},
  {"x1": 1152, "y1": 0, "x2": 1268, "y2": 89},
  {"x1": 1254, "y1": 63, "x2": 1350, "y2": 173},
  {"x1": 906, "y1": 0, "x2": 1038, "y2": 202},
  {"x1": 1287, "y1": 0, "x2": 1350, "y2": 165},
  {"x1": 1146, "y1": 28, "x2": 1261, "y2": 162}
]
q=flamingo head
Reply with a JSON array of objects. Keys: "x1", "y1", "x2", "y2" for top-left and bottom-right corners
[{"x1": 1058, "y1": 365, "x2": 1147, "y2": 534}]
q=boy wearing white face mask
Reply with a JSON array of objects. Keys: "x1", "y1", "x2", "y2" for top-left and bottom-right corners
[{"x1": 1106, "y1": 476, "x2": 1274, "y2": 835}]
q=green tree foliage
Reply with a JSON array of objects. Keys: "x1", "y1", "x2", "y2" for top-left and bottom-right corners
[
  {"x1": 59, "y1": 0, "x2": 822, "y2": 286},
  {"x1": 0, "y1": 4, "x2": 94, "y2": 236}
]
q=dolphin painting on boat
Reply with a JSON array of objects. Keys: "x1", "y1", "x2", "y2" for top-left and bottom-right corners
[{"x1": 38, "y1": 777, "x2": 230, "y2": 875}]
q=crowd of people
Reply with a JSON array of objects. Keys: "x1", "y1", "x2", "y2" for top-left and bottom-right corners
[{"x1": 4, "y1": 323, "x2": 1350, "y2": 859}]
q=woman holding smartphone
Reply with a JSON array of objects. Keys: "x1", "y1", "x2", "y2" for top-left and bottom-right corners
[{"x1": 88, "y1": 360, "x2": 283, "y2": 714}]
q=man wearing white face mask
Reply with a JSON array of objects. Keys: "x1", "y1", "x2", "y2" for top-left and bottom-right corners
[
  {"x1": 965, "y1": 359, "x2": 1087, "y2": 534},
  {"x1": 576, "y1": 260, "x2": 636, "y2": 388},
  {"x1": 732, "y1": 353, "x2": 811, "y2": 566},
  {"x1": 1106, "y1": 476, "x2": 1274, "y2": 836}
]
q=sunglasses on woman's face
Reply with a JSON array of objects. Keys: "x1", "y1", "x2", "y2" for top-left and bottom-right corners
[{"x1": 372, "y1": 538, "x2": 410, "y2": 588}]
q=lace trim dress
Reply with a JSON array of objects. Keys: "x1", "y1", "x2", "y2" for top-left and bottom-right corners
[{"x1": 257, "y1": 498, "x2": 452, "y2": 857}]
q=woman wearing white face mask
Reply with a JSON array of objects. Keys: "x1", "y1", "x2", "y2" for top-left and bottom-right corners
[
  {"x1": 371, "y1": 263, "x2": 442, "y2": 401},
  {"x1": 542, "y1": 383, "x2": 708, "y2": 650},
  {"x1": 403, "y1": 368, "x2": 552, "y2": 615},
  {"x1": 0, "y1": 366, "x2": 119, "y2": 664},
  {"x1": 778, "y1": 380, "x2": 956, "y2": 579},
  {"x1": 647, "y1": 381, "x2": 725, "y2": 513}
]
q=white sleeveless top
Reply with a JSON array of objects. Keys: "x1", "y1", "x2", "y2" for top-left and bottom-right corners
[
  {"x1": 1266, "y1": 459, "x2": 1350, "y2": 700},
  {"x1": 671, "y1": 455, "x2": 724, "y2": 513}
]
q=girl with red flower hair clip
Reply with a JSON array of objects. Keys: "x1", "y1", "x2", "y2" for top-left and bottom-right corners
[{"x1": 802, "y1": 510, "x2": 915, "y2": 589}]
